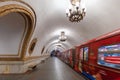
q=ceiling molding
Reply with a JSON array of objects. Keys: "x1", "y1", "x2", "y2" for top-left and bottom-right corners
[{"x1": 0, "y1": 0, "x2": 36, "y2": 61}]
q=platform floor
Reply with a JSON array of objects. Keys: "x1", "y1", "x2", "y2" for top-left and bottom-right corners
[{"x1": 0, "y1": 57, "x2": 87, "y2": 80}]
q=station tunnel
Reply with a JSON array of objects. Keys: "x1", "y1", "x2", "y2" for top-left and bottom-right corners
[{"x1": 0, "y1": 0, "x2": 120, "y2": 80}]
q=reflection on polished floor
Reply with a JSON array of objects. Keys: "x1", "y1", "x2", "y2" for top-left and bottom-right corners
[{"x1": 0, "y1": 57, "x2": 86, "y2": 80}]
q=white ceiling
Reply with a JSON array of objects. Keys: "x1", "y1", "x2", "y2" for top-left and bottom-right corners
[{"x1": 24, "y1": 0, "x2": 120, "y2": 53}]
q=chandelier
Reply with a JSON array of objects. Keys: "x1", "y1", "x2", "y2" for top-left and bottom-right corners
[
  {"x1": 66, "y1": 0, "x2": 86, "y2": 22},
  {"x1": 59, "y1": 31, "x2": 67, "y2": 42}
]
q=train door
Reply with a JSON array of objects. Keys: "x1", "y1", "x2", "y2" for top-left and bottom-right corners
[
  {"x1": 82, "y1": 47, "x2": 90, "y2": 73},
  {"x1": 66, "y1": 50, "x2": 69, "y2": 64},
  {"x1": 69, "y1": 49, "x2": 74, "y2": 67},
  {"x1": 68, "y1": 50, "x2": 71, "y2": 66},
  {"x1": 72, "y1": 49, "x2": 75, "y2": 68},
  {"x1": 88, "y1": 43, "x2": 98, "y2": 75},
  {"x1": 81, "y1": 45, "x2": 96, "y2": 80},
  {"x1": 78, "y1": 47, "x2": 84, "y2": 72},
  {"x1": 74, "y1": 46, "x2": 80, "y2": 72}
]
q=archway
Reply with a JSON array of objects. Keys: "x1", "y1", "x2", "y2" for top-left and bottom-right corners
[{"x1": 0, "y1": 1, "x2": 36, "y2": 61}]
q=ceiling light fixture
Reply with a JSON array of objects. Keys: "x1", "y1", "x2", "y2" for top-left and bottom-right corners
[
  {"x1": 59, "y1": 31, "x2": 67, "y2": 42},
  {"x1": 66, "y1": 0, "x2": 86, "y2": 22}
]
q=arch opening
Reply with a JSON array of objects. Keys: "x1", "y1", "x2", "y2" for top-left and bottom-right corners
[{"x1": 0, "y1": 2, "x2": 36, "y2": 61}]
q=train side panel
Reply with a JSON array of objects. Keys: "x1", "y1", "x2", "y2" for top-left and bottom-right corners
[
  {"x1": 57, "y1": 30, "x2": 120, "y2": 80},
  {"x1": 78, "y1": 34, "x2": 120, "y2": 80}
]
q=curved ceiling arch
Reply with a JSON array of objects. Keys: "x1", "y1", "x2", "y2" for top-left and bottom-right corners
[
  {"x1": 44, "y1": 35, "x2": 77, "y2": 54},
  {"x1": 2, "y1": 0, "x2": 120, "y2": 56},
  {"x1": 38, "y1": 23, "x2": 85, "y2": 54},
  {"x1": 0, "y1": 1, "x2": 36, "y2": 61},
  {"x1": 47, "y1": 45, "x2": 65, "y2": 54},
  {"x1": 34, "y1": 0, "x2": 120, "y2": 55},
  {"x1": 46, "y1": 42, "x2": 66, "y2": 52}
]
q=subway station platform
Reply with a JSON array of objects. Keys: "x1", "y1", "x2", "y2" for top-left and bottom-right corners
[{"x1": 0, "y1": 57, "x2": 87, "y2": 80}]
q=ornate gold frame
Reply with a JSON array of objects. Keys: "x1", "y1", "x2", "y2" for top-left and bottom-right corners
[
  {"x1": 28, "y1": 38, "x2": 37, "y2": 56},
  {"x1": 0, "y1": 0, "x2": 36, "y2": 61},
  {"x1": 41, "y1": 46, "x2": 45, "y2": 54}
]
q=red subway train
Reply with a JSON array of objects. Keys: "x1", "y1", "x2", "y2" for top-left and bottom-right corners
[{"x1": 57, "y1": 29, "x2": 120, "y2": 80}]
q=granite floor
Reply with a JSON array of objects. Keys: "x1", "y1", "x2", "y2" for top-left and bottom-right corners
[{"x1": 0, "y1": 57, "x2": 87, "y2": 80}]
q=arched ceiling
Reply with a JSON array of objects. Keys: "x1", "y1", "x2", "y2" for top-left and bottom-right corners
[{"x1": 24, "y1": 0, "x2": 120, "y2": 54}]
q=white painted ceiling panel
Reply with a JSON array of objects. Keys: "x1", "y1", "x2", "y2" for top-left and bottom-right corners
[{"x1": 23, "y1": 0, "x2": 120, "y2": 54}]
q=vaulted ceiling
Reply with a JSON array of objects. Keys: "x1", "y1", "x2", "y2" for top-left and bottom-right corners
[
  {"x1": 1, "y1": 0, "x2": 120, "y2": 55},
  {"x1": 26, "y1": 0, "x2": 120, "y2": 54}
]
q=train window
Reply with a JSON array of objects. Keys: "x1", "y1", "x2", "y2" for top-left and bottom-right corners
[
  {"x1": 97, "y1": 44, "x2": 120, "y2": 69},
  {"x1": 83, "y1": 47, "x2": 89, "y2": 61}
]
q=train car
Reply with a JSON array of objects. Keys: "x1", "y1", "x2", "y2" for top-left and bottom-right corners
[
  {"x1": 58, "y1": 48, "x2": 76, "y2": 68},
  {"x1": 62, "y1": 51, "x2": 67, "y2": 63},
  {"x1": 67, "y1": 48, "x2": 75, "y2": 68},
  {"x1": 64, "y1": 50, "x2": 69, "y2": 64},
  {"x1": 78, "y1": 30, "x2": 120, "y2": 80},
  {"x1": 59, "y1": 51, "x2": 65, "y2": 61}
]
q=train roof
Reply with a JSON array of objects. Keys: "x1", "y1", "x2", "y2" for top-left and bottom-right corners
[{"x1": 80, "y1": 28, "x2": 120, "y2": 46}]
